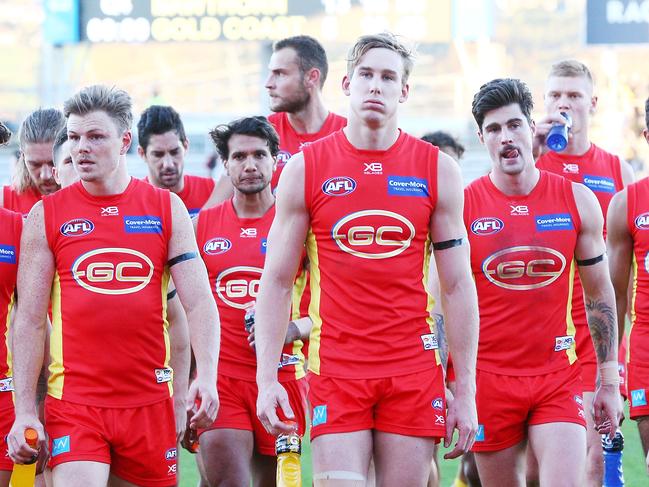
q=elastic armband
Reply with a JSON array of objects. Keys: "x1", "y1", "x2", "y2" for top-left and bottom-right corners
[
  {"x1": 432, "y1": 238, "x2": 464, "y2": 251},
  {"x1": 168, "y1": 251, "x2": 197, "y2": 267},
  {"x1": 166, "y1": 288, "x2": 178, "y2": 301},
  {"x1": 576, "y1": 254, "x2": 604, "y2": 267}
]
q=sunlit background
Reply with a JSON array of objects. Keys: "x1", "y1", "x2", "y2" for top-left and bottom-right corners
[{"x1": 1, "y1": 0, "x2": 649, "y2": 184}]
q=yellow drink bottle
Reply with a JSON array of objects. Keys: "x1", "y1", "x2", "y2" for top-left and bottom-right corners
[
  {"x1": 10, "y1": 428, "x2": 38, "y2": 487},
  {"x1": 275, "y1": 423, "x2": 301, "y2": 487}
]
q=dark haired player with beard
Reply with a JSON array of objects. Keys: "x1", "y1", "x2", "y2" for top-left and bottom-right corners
[
  {"x1": 195, "y1": 116, "x2": 307, "y2": 486},
  {"x1": 467, "y1": 78, "x2": 622, "y2": 486}
]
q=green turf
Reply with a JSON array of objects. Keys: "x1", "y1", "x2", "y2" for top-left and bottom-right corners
[{"x1": 179, "y1": 404, "x2": 646, "y2": 486}]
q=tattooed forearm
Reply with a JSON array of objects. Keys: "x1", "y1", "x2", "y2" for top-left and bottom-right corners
[
  {"x1": 585, "y1": 298, "x2": 617, "y2": 363},
  {"x1": 433, "y1": 313, "x2": 449, "y2": 372}
]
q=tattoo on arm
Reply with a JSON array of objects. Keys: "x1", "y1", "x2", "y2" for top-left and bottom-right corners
[
  {"x1": 433, "y1": 313, "x2": 449, "y2": 372},
  {"x1": 585, "y1": 298, "x2": 616, "y2": 363}
]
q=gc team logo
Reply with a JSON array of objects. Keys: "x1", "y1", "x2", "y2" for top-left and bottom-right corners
[
  {"x1": 331, "y1": 209, "x2": 415, "y2": 260},
  {"x1": 482, "y1": 246, "x2": 566, "y2": 290},
  {"x1": 471, "y1": 217, "x2": 504, "y2": 236},
  {"x1": 215, "y1": 266, "x2": 262, "y2": 309},
  {"x1": 635, "y1": 212, "x2": 649, "y2": 230},
  {"x1": 203, "y1": 237, "x2": 232, "y2": 255},
  {"x1": 60, "y1": 218, "x2": 94, "y2": 237},
  {"x1": 72, "y1": 248, "x2": 154, "y2": 295},
  {"x1": 322, "y1": 176, "x2": 356, "y2": 196}
]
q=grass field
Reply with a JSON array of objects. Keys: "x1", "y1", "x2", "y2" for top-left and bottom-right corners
[{"x1": 178, "y1": 403, "x2": 646, "y2": 486}]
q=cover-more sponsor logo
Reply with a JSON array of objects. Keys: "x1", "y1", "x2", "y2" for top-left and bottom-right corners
[
  {"x1": 387, "y1": 175, "x2": 429, "y2": 197},
  {"x1": 635, "y1": 212, "x2": 649, "y2": 230},
  {"x1": 471, "y1": 217, "x2": 504, "y2": 236},
  {"x1": 0, "y1": 245, "x2": 16, "y2": 264},
  {"x1": 203, "y1": 237, "x2": 232, "y2": 255},
  {"x1": 322, "y1": 176, "x2": 357, "y2": 196},
  {"x1": 72, "y1": 247, "x2": 154, "y2": 295},
  {"x1": 60, "y1": 218, "x2": 95, "y2": 237},
  {"x1": 482, "y1": 246, "x2": 566, "y2": 290},
  {"x1": 535, "y1": 213, "x2": 573, "y2": 232},
  {"x1": 332, "y1": 209, "x2": 415, "y2": 260},
  {"x1": 582, "y1": 175, "x2": 616, "y2": 194},
  {"x1": 124, "y1": 215, "x2": 163, "y2": 234},
  {"x1": 215, "y1": 266, "x2": 262, "y2": 309}
]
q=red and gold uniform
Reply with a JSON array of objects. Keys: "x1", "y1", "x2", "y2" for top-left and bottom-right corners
[
  {"x1": 0, "y1": 208, "x2": 21, "y2": 471},
  {"x1": 2, "y1": 185, "x2": 41, "y2": 217},
  {"x1": 624, "y1": 178, "x2": 649, "y2": 418},
  {"x1": 537, "y1": 145, "x2": 624, "y2": 390},
  {"x1": 465, "y1": 171, "x2": 586, "y2": 451},
  {"x1": 43, "y1": 178, "x2": 177, "y2": 486},
  {"x1": 144, "y1": 174, "x2": 215, "y2": 218},
  {"x1": 302, "y1": 130, "x2": 446, "y2": 439},
  {"x1": 269, "y1": 111, "x2": 347, "y2": 321},
  {"x1": 196, "y1": 200, "x2": 306, "y2": 455}
]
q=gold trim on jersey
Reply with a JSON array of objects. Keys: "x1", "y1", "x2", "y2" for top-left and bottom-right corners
[
  {"x1": 291, "y1": 266, "x2": 308, "y2": 321},
  {"x1": 423, "y1": 236, "x2": 441, "y2": 366},
  {"x1": 4, "y1": 293, "x2": 14, "y2": 378},
  {"x1": 306, "y1": 228, "x2": 323, "y2": 375},
  {"x1": 161, "y1": 267, "x2": 172, "y2": 397},
  {"x1": 49, "y1": 272, "x2": 64, "y2": 398},
  {"x1": 565, "y1": 260, "x2": 578, "y2": 365},
  {"x1": 629, "y1": 254, "x2": 639, "y2": 363}
]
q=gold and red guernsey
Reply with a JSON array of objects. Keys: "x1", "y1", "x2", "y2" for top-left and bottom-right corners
[
  {"x1": 268, "y1": 111, "x2": 347, "y2": 193},
  {"x1": 537, "y1": 145, "x2": 624, "y2": 377},
  {"x1": 302, "y1": 129, "x2": 440, "y2": 379},
  {"x1": 0, "y1": 208, "x2": 21, "y2": 389},
  {"x1": 2, "y1": 185, "x2": 41, "y2": 217},
  {"x1": 626, "y1": 178, "x2": 649, "y2": 367},
  {"x1": 268, "y1": 111, "x2": 347, "y2": 322},
  {"x1": 43, "y1": 178, "x2": 173, "y2": 407},
  {"x1": 196, "y1": 200, "x2": 305, "y2": 382},
  {"x1": 144, "y1": 174, "x2": 215, "y2": 219},
  {"x1": 465, "y1": 171, "x2": 581, "y2": 375}
]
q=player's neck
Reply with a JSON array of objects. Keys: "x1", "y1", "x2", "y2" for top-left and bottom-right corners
[
  {"x1": 490, "y1": 166, "x2": 540, "y2": 197},
  {"x1": 564, "y1": 133, "x2": 591, "y2": 156},
  {"x1": 232, "y1": 188, "x2": 274, "y2": 219},
  {"x1": 343, "y1": 118, "x2": 399, "y2": 151},
  {"x1": 286, "y1": 97, "x2": 329, "y2": 134},
  {"x1": 81, "y1": 163, "x2": 131, "y2": 196}
]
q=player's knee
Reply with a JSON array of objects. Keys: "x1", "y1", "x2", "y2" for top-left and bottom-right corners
[{"x1": 313, "y1": 470, "x2": 366, "y2": 486}]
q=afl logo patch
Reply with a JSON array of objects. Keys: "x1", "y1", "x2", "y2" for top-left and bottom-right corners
[
  {"x1": 60, "y1": 218, "x2": 94, "y2": 237},
  {"x1": 471, "y1": 217, "x2": 504, "y2": 236},
  {"x1": 635, "y1": 212, "x2": 649, "y2": 230},
  {"x1": 322, "y1": 176, "x2": 356, "y2": 196},
  {"x1": 203, "y1": 237, "x2": 232, "y2": 255}
]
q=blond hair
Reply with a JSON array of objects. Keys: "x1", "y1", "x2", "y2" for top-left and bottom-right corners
[
  {"x1": 347, "y1": 32, "x2": 415, "y2": 85},
  {"x1": 64, "y1": 85, "x2": 133, "y2": 133},
  {"x1": 549, "y1": 60, "x2": 594, "y2": 86}
]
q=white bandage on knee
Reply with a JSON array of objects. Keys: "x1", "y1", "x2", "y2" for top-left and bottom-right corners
[{"x1": 313, "y1": 471, "x2": 366, "y2": 481}]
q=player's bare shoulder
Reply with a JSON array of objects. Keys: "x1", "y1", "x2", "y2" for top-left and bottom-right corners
[{"x1": 571, "y1": 181, "x2": 604, "y2": 234}]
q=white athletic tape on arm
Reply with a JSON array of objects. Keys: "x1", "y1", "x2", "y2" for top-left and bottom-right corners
[
  {"x1": 599, "y1": 361, "x2": 621, "y2": 386},
  {"x1": 313, "y1": 471, "x2": 366, "y2": 481}
]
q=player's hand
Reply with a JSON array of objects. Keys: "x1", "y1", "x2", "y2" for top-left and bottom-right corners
[
  {"x1": 532, "y1": 112, "x2": 572, "y2": 159},
  {"x1": 186, "y1": 377, "x2": 219, "y2": 430},
  {"x1": 247, "y1": 323, "x2": 256, "y2": 349},
  {"x1": 7, "y1": 414, "x2": 49, "y2": 472},
  {"x1": 174, "y1": 396, "x2": 187, "y2": 444},
  {"x1": 256, "y1": 379, "x2": 295, "y2": 436},
  {"x1": 443, "y1": 390, "x2": 478, "y2": 459},
  {"x1": 592, "y1": 383, "x2": 623, "y2": 439},
  {"x1": 180, "y1": 410, "x2": 199, "y2": 454}
]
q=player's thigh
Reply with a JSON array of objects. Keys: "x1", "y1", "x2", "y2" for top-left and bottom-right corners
[
  {"x1": 52, "y1": 460, "x2": 110, "y2": 487},
  {"x1": 474, "y1": 440, "x2": 526, "y2": 487},
  {"x1": 528, "y1": 422, "x2": 586, "y2": 487},
  {"x1": 251, "y1": 449, "x2": 277, "y2": 487},
  {"x1": 373, "y1": 431, "x2": 436, "y2": 487},
  {"x1": 0, "y1": 470, "x2": 9, "y2": 487},
  {"x1": 311, "y1": 430, "x2": 373, "y2": 486},
  {"x1": 637, "y1": 415, "x2": 649, "y2": 455},
  {"x1": 200, "y1": 428, "x2": 254, "y2": 485}
]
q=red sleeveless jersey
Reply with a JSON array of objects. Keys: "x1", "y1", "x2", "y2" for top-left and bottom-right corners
[
  {"x1": 0, "y1": 208, "x2": 21, "y2": 387},
  {"x1": 196, "y1": 200, "x2": 305, "y2": 382},
  {"x1": 144, "y1": 175, "x2": 215, "y2": 218},
  {"x1": 3, "y1": 185, "x2": 41, "y2": 217},
  {"x1": 43, "y1": 178, "x2": 173, "y2": 407},
  {"x1": 465, "y1": 171, "x2": 581, "y2": 375},
  {"x1": 537, "y1": 145, "x2": 624, "y2": 369},
  {"x1": 269, "y1": 111, "x2": 347, "y2": 321},
  {"x1": 626, "y1": 178, "x2": 649, "y2": 365},
  {"x1": 303, "y1": 129, "x2": 440, "y2": 379}
]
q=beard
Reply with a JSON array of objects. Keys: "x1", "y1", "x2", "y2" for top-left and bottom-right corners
[{"x1": 270, "y1": 87, "x2": 311, "y2": 114}]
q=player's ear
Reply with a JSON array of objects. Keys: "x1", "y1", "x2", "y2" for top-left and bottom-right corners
[
  {"x1": 477, "y1": 130, "x2": 485, "y2": 145},
  {"x1": 137, "y1": 145, "x2": 145, "y2": 159},
  {"x1": 120, "y1": 131, "x2": 132, "y2": 156},
  {"x1": 342, "y1": 75, "x2": 351, "y2": 96},
  {"x1": 399, "y1": 82, "x2": 409, "y2": 103},
  {"x1": 589, "y1": 95, "x2": 598, "y2": 115}
]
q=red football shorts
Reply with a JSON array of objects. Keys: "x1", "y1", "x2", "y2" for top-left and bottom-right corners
[
  {"x1": 628, "y1": 362, "x2": 649, "y2": 419},
  {"x1": 472, "y1": 366, "x2": 585, "y2": 452},
  {"x1": 199, "y1": 375, "x2": 307, "y2": 456},
  {"x1": 0, "y1": 392, "x2": 14, "y2": 472},
  {"x1": 307, "y1": 367, "x2": 447, "y2": 440},
  {"x1": 45, "y1": 396, "x2": 177, "y2": 487}
]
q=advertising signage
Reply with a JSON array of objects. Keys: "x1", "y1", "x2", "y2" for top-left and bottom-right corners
[{"x1": 587, "y1": 0, "x2": 649, "y2": 44}]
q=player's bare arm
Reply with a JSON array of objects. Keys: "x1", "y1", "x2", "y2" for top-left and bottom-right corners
[
  {"x1": 167, "y1": 193, "x2": 220, "y2": 429},
  {"x1": 427, "y1": 255, "x2": 449, "y2": 372},
  {"x1": 430, "y1": 152, "x2": 479, "y2": 459},
  {"x1": 607, "y1": 189, "x2": 633, "y2": 345},
  {"x1": 573, "y1": 182, "x2": 623, "y2": 435},
  {"x1": 167, "y1": 289, "x2": 191, "y2": 443},
  {"x1": 7, "y1": 202, "x2": 53, "y2": 463},
  {"x1": 255, "y1": 153, "x2": 309, "y2": 436},
  {"x1": 620, "y1": 158, "x2": 635, "y2": 187}
]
